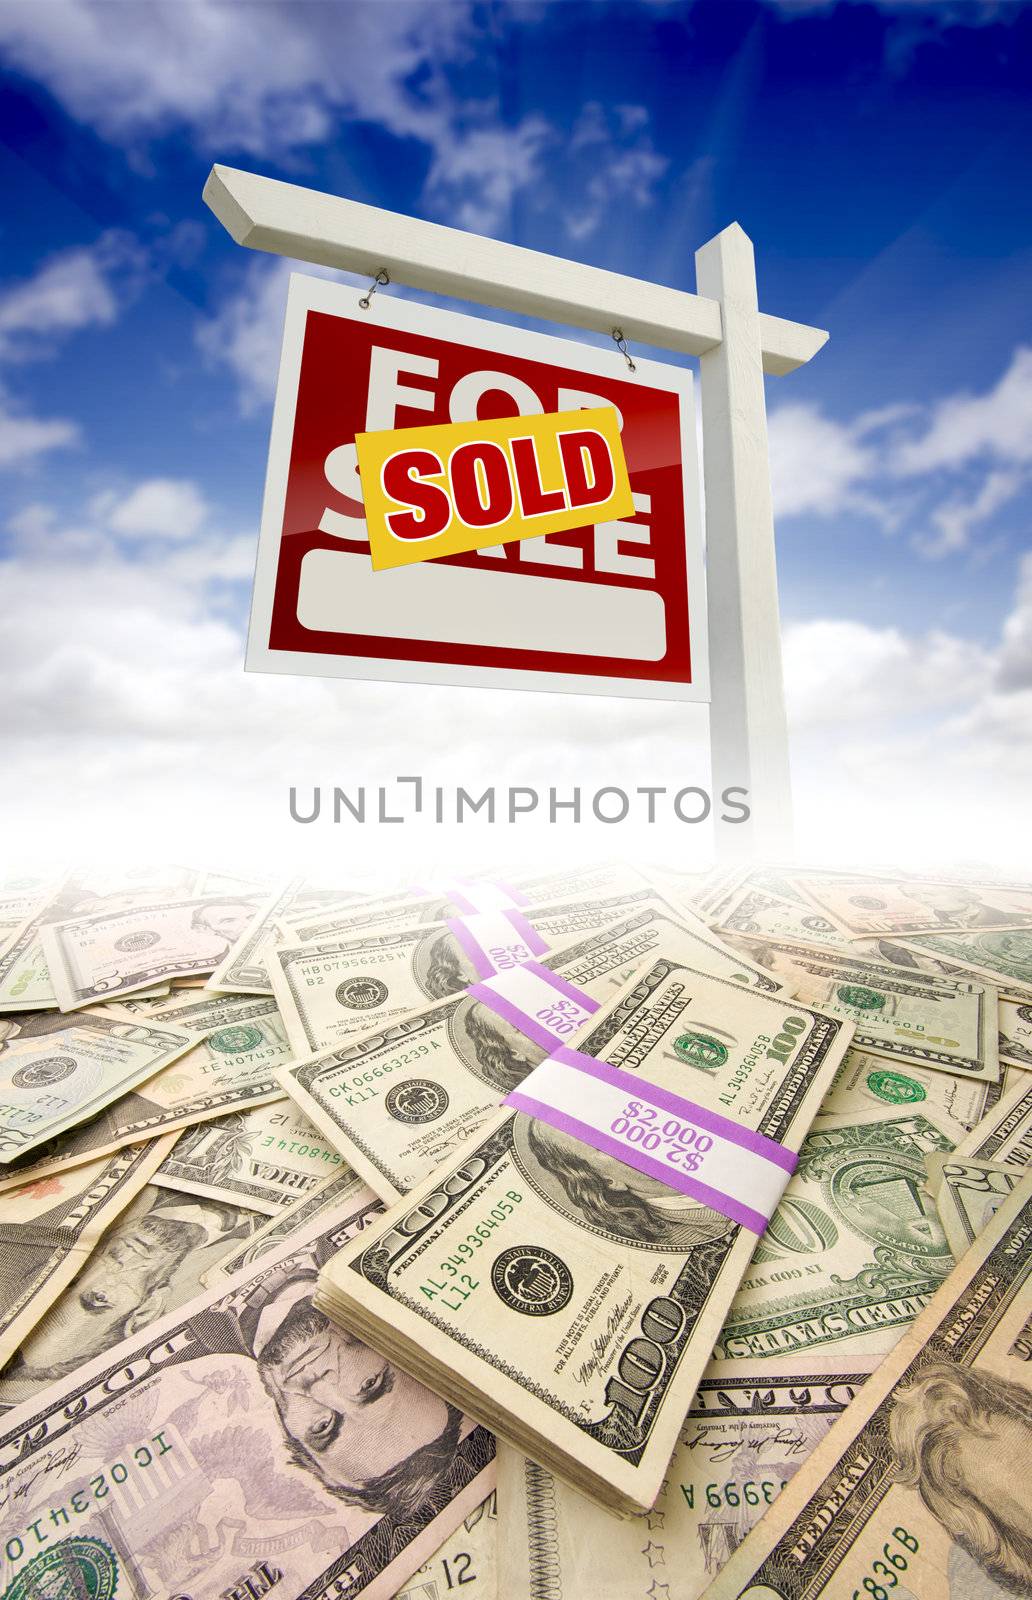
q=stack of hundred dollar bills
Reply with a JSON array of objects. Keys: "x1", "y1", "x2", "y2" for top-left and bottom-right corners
[{"x1": 0, "y1": 861, "x2": 1030, "y2": 1600}]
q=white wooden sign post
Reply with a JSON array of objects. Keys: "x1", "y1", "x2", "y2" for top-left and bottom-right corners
[{"x1": 204, "y1": 165, "x2": 827, "y2": 860}]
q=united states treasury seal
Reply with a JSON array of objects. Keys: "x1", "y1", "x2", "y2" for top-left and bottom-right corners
[
  {"x1": 385, "y1": 1079, "x2": 449, "y2": 1123},
  {"x1": 12, "y1": 1055, "x2": 77, "y2": 1088},
  {"x1": 114, "y1": 930, "x2": 161, "y2": 953},
  {"x1": 491, "y1": 1245, "x2": 573, "y2": 1316},
  {"x1": 866, "y1": 1068, "x2": 926, "y2": 1105},
  {"x1": 335, "y1": 977, "x2": 389, "y2": 1010},
  {"x1": 207, "y1": 1024, "x2": 265, "y2": 1053},
  {"x1": 672, "y1": 1030, "x2": 728, "y2": 1070},
  {"x1": 5, "y1": 1536, "x2": 118, "y2": 1600},
  {"x1": 836, "y1": 983, "x2": 886, "y2": 1011}
]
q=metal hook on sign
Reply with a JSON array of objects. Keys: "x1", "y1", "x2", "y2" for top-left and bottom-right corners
[
  {"x1": 611, "y1": 327, "x2": 637, "y2": 373},
  {"x1": 359, "y1": 269, "x2": 390, "y2": 310}
]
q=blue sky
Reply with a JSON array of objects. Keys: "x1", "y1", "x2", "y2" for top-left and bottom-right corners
[{"x1": 0, "y1": 0, "x2": 1030, "y2": 867}]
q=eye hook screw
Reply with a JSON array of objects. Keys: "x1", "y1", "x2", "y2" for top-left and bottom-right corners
[
  {"x1": 611, "y1": 327, "x2": 637, "y2": 372},
  {"x1": 359, "y1": 269, "x2": 390, "y2": 310}
]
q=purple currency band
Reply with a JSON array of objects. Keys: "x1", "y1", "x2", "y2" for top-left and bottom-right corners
[
  {"x1": 447, "y1": 911, "x2": 550, "y2": 979},
  {"x1": 410, "y1": 878, "x2": 529, "y2": 912},
  {"x1": 448, "y1": 877, "x2": 528, "y2": 914},
  {"x1": 504, "y1": 1044, "x2": 797, "y2": 1234},
  {"x1": 467, "y1": 961, "x2": 601, "y2": 1051}
]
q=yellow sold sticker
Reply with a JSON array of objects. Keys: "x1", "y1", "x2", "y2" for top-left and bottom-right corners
[{"x1": 356, "y1": 406, "x2": 634, "y2": 570}]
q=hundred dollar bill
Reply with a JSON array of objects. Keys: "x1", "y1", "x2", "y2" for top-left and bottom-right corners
[
  {"x1": 398, "y1": 1490, "x2": 497, "y2": 1600},
  {"x1": 710, "y1": 1107, "x2": 960, "y2": 1367},
  {"x1": 711, "y1": 937, "x2": 999, "y2": 1081},
  {"x1": 201, "y1": 1168, "x2": 375, "y2": 1286},
  {"x1": 41, "y1": 891, "x2": 264, "y2": 1009},
  {"x1": 794, "y1": 873, "x2": 1032, "y2": 940},
  {"x1": 0, "y1": 996, "x2": 296, "y2": 1191},
  {"x1": 271, "y1": 889, "x2": 700, "y2": 1055},
  {"x1": 208, "y1": 877, "x2": 374, "y2": 994},
  {"x1": 815, "y1": 1047, "x2": 1000, "y2": 1133},
  {"x1": 926, "y1": 1155, "x2": 1023, "y2": 1261},
  {"x1": 0, "y1": 865, "x2": 199, "y2": 1012},
  {"x1": 0, "y1": 1179, "x2": 265, "y2": 1412},
  {"x1": 496, "y1": 1362, "x2": 872, "y2": 1600},
  {"x1": 280, "y1": 903, "x2": 782, "y2": 1202},
  {"x1": 0, "y1": 1134, "x2": 177, "y2": 1370},
  {"x1": 0, "y1": 1010, "x2": 193, "y2": 1162},
  {"x1": 951, "y1": 1072, "x2": 1032, "y2": 1171},
  {"x1": 999, "y1": 996, "x2": 1032, "y2": 1069},
  {"x1": 282, "y1": 864, "x2": 650, "y2": 945},
  {"x1": 150, "y1": 1099, "x2": 352, "y2": 1215},
  {"x1": 0, "y1": 1191, "x2": 496, "y2": 1600},
  {"x1": 318, "y1": 957, "x2": 852, "y2": 1513},
  {"x1": 698, "y1": 1172, "x2": 1032, "y2": 1600},
  {"x1": 892, "y1": 926, "x2": 1032, "y2": 999}
]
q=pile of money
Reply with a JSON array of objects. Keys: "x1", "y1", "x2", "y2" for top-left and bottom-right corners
[{"x1": 0, "y1": 862, "x2": 1029, "y2": 1599}]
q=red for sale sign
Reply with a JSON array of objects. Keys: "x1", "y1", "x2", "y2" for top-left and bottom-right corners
[{"x1": 248, "y1": 274, "x2": 708, "y2": 700}]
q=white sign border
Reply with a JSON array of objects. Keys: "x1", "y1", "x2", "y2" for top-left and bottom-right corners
[{"x1": 246, "y1": 273, "x2": 709, "y2": 703}]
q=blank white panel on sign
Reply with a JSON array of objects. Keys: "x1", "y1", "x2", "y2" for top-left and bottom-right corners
[{"x1": 297, "y1": 549, "x2": 667, "y2": 661}]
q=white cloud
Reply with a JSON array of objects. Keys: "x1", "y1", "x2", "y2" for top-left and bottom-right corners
[
  {"x1": 783, "y1": 555, "x2": 1032, "y2": 865},
  {"x1": 995, "y1": 550, "x2": 1032, "y2": 692},
  {"x1": 424, "y1": 116, "x2": 554, "y2": 235},
  {"x1": 0, "y1": 240, "x2": 123, "y2": 360},
  {"x1": 0, "y1": 388, "x2": 79, "y2": 467},
  {"x1": 784, "y1": 617, "x2": 993, "y2": 726},
  {"x1": 196, "y1": 255, "x2": 349, "y2": 415},
  {"x1": 0, "y1": 2, "x2": 565, "y2": 263},
  {"x1": 892, "y1": 345, "x2": 1032, "y2": 476},
  {"x1": 94, "y1": 478, "x2": 210, "y2": 542},
  {"x1": 0, "y1": 234, "x2": 146, "y2": 469},
  {"x1": 918, "y1": 467, "x2": 1027, "y2": 559},
  {"x1": 0, "y1": 0, "x2": 476, "y2": 159},
  {"x1": 562, "y1": 102, "x2": 670, "y2": 241},
  {"x1": 768, "y1": 403, "x2": 878, "y2": 519},
  {"x1": 769, "y1": 347, "x2": 1032, "y2": 561}
]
